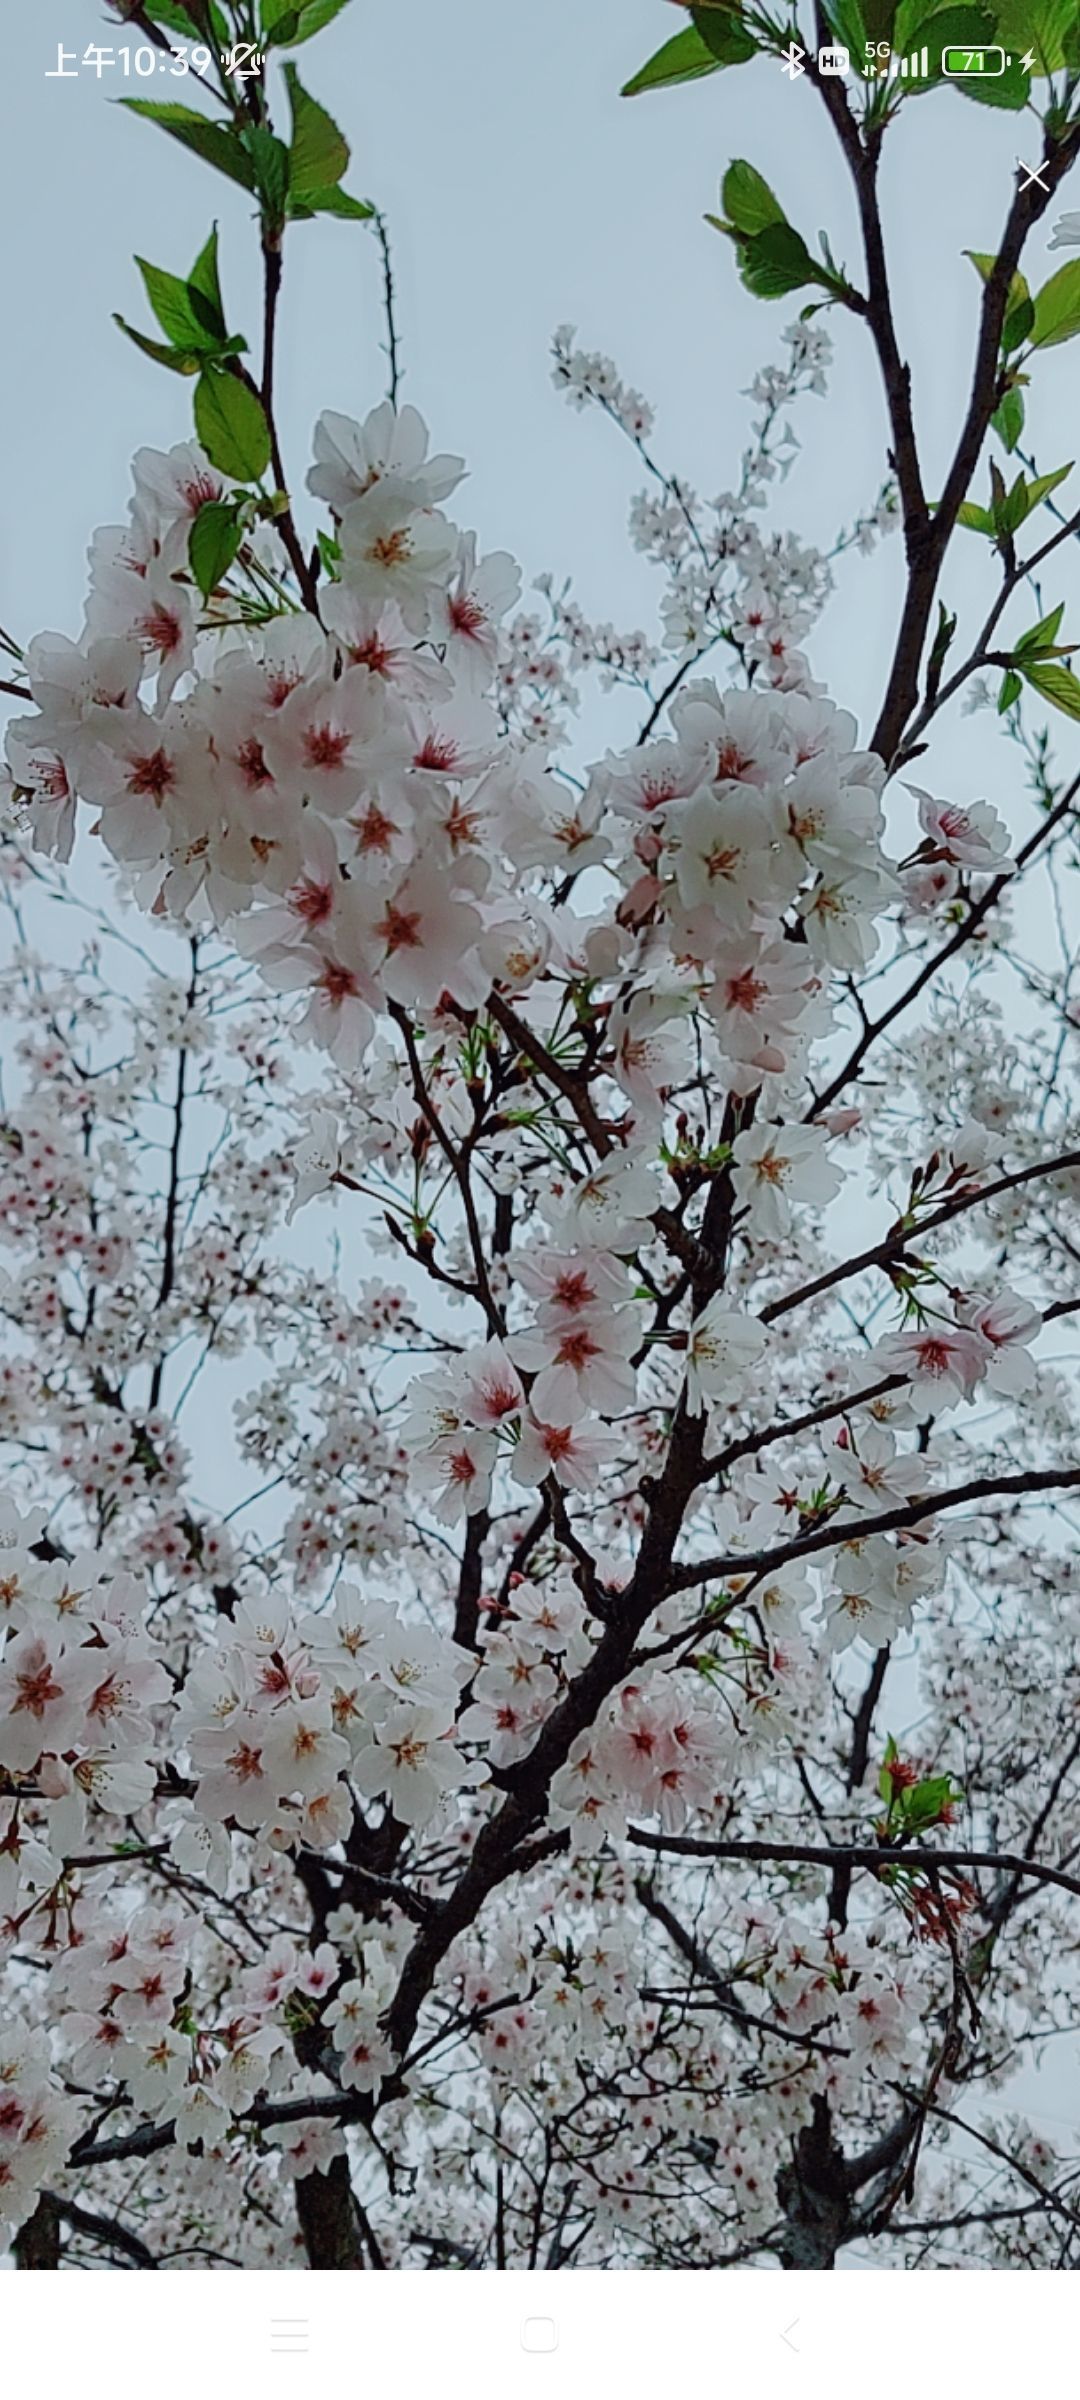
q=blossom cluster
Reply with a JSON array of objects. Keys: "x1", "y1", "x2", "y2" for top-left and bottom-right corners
[{"x1": 0, "y1": 319, "x2": 1070, "y2": 2274}]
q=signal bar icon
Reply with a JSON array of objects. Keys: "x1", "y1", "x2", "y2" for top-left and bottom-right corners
[{"x1": 895, "y1": 44, "x2": 929, "y2": 75}]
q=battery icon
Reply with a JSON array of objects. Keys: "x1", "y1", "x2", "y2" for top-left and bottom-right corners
[{"x1": 942, "y1": 43, "x2": 1007, "y2": 73}]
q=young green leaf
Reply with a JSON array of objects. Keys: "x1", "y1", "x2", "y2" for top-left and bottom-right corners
[
  {"x1": 261, "y1": 0, "x2": 302, "y2": 31},
  {"x1": 142, "y1": 1, "x2": 203, "y2": 32},
  {"x1": 294, "y1": 185, "x2": 374, "y2": 220},
  {"x1": 950, "y1": 52, "x2": 1030, "y2": 105},
  {"x1": 688, "y1": 4, "x2": 756, "y2": 64},
  {"x1": 1001, "y1": 294, "x2": 1035, "y2": 353},
  {"x1": 135, "y1": 256, "x2": 227, "y2": 354},
  {"x1": 243, "y1": 125, "x2": 291, "y2": 223},
  {"x1": 924, "y1": 8, "x2": 1028, "y2": 104},
  {"x1": 926, "y1": 600, "x2": 958, "y2": 700},
  {"x1": 1015, "y1": 601, "x2": 1066, "y2": 655},
  {"x1": 296, "y1": 0, "x2": 353, "y2": 36},
  {"x1": 194, "y1": 369, "x2": 272, "y2": 484},
  {"x1": 113, "y1": 315, "x2": 203, "y2": 376},
  {"x1": 283, "y1": 63, "x2": 349, "y2": 203},
  {"x1": 621, "y1": 25, "x2": 721, "y2": 96},
  {"x1": 998, "y1": 667, "x2": 1022, "y2": 711},
  {"x1": 119, "y1": 102, "x2": 257, "y2": 194},
  {"x1": 900, "y1": 1773, "x2": 957, "y2": 1827},
  {"x1": 188, "y1": 227, "x2": 226, "y2": 336},
  {"x1": 964, "y1": 254, "x2": 1031, "y2": 340},
  {"x1": 263, "y1": 0, "x2": 352, "y2": 38},
  {"x1": 995, "y1": 468, "x2": 1031, "y2": 538},
  {"x1": 1031, "y1": 259, "x2": 1080, "y2": 350},
  {"x1": 1025, "y1": 462, "x2": 1073, "y2": 511},
  {"x1": 720, "y1": 160, "x2": 786, "y2": 238},
  {"x1": 189, "y1": 500, "x2": 244, "y2": 602},
  {"x1": 736, "y1": 223, "x2": 820, "y2": 300},
  {"x1": 995, "y1": 0, "x2": 1073, "y2": 72},
  {"x1": 991, "y1": 385, "x2": 1024, "y2": 452},
  {"x1": 888, "y1": 4, "x2": 996, "y2": 90},
  {"x1": 1020, "y1": 659, "x2": 1080, "y2": 718}
]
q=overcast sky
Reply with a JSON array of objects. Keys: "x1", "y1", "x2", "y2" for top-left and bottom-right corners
[{"x1": 4, "y1": 0, "x2": 1080, "y2": 792}]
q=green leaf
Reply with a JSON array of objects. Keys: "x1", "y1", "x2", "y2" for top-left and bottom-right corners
[
  {"x1": 926, "y1": 600, "x2": 958, "y2": 698},
  {"x1": 1015, "y1": 601, "x2": 1065, "y2": 654},
  {"x1": 688, "y1": 4, "x2": 756, "y2": 64},
  {"x1": 263, "y1": 0, "x2": 353, "y2": 38},
  {"x1": 951, "y1": 53, "x2": 1030, "y2": 107},
  {"x1": 901, "y1": 1773, "x2": 956, "y2": 1827},
  {"x1": 295, "y1": 0, "x2": 353, "y2": 36},
  {"x1": 1026, "y1": 462, "x2": 1073, "y2": 510},
  {"x1": 283, "y1": 62, "x2": 349, "y2": 204},
  {"x1": 964, "y1": 255, "x2": 1031, "y2": 338},
  {"x1": 243, "y1": 124, "x2": 291, "y2": 221},
  {"x1": 296, "y1": 185, "x2": 374, "y2": 219},
  {"x1": 890, "y1": 5, "x2": 995, "y2": 89},
  {"x1": 189, "y1": 500, "x2": 244, "y2": 602},
  {"x1": 194, "y1": 369, "x2": 272, "y2": 483},
  {"x1": 134, "y1": 261, "x2": 210, "y2": 352},
  {"x1": 1031, "y1": 259, "x2": 1080, "y2": 351},
  {"x1": 991, "y1": 386, "x2": 1024, "y2": 451},
  {"x1": 963, "y1": 461, "x2": 1070, "y2": 542},
  {"x1": 998, "y1": 667, "x2": 1022, "y2": 711},
  {"x1": 119, "y1": 102, "x2": 257, "y2": 194},
  {"x1": 188, "y1": 226, "x2": 225, "y2": 333},
  {"x1": 856, "y1": 0, "x2": 898, "y2": 35},
  {"x1": 135, "y1": 255, "x2": 225, "y2": 354},
  {"x1": 1020, "y1": 659, "x2": 1080, "y2": 718},
  {"x1": 995, "y1": 0, "x2": 1072, "y2": 71},
  {"x1": 736, "y1": 222, "x2": 821, "y2": 299},
  {"x1": 1001, "y1": 295, "x2": 1034, "y2": 353},
  {"x1": 720, "y1": 160, "x2": 786, "y2": 238},
  {"x1": 114, "y1": 314, "x2": 203, "y2": 376},
  {"x1": 621, "y1": 26, "x2": 721, "y2": 96},
  {"x1": 996, "y1": 469, "x2": 1030, "y2": 537},
  {"x1": 820, "y1": 0, "x2": 869, "y2": 47},
  {"x1": 142, "y1": 1, "x2": 203, "y2": 31}
]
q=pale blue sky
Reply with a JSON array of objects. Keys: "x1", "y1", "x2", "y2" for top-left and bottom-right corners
[{"x1": 3, "y1": 1, "x2": 1080, "y2": 795}]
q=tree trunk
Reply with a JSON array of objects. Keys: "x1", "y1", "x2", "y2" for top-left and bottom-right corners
[
  {"x1": 14, "y1": 2195, "x2": 61, "y2": 2269},
  {"x1": 775, "y1": 2097, "x2": 851, "y2": 2270},
  {"x1": 293, "y1": 2157, "x2": 365, "y2": 2269}
]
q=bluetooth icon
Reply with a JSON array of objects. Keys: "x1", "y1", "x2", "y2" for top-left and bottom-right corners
[{"x1": 780, "y1": 40, "x2": 806, "y2": 77}]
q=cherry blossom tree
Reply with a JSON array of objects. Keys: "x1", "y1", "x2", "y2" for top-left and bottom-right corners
[{"x1": 2, "y1": 0, "x2": 1080, "y2": 2271}]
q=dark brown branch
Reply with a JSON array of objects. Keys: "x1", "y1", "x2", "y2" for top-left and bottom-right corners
[
  {"x1": 371, "y1": 209, "x2": 401, "y2": 408},
  {"x1": 667, "y1": 1462, "x2": 1080, "y2": 1597},
  {"x1": 627, "y1": 1830, "x2": 1080, "y2": 1906},
  {"x1": 809, "y1": 773, "x2": 1080, "y2": 1116},
  {"x1": 830, "y1": 1644, "x2": 891, "y2": 1926},
  {"x1": 763, "y1": 1145, "x2": 1080, "y2": 1326},
  {"x1": 46, "y1": 2193, "x2": 158, "y2": 2269}
]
